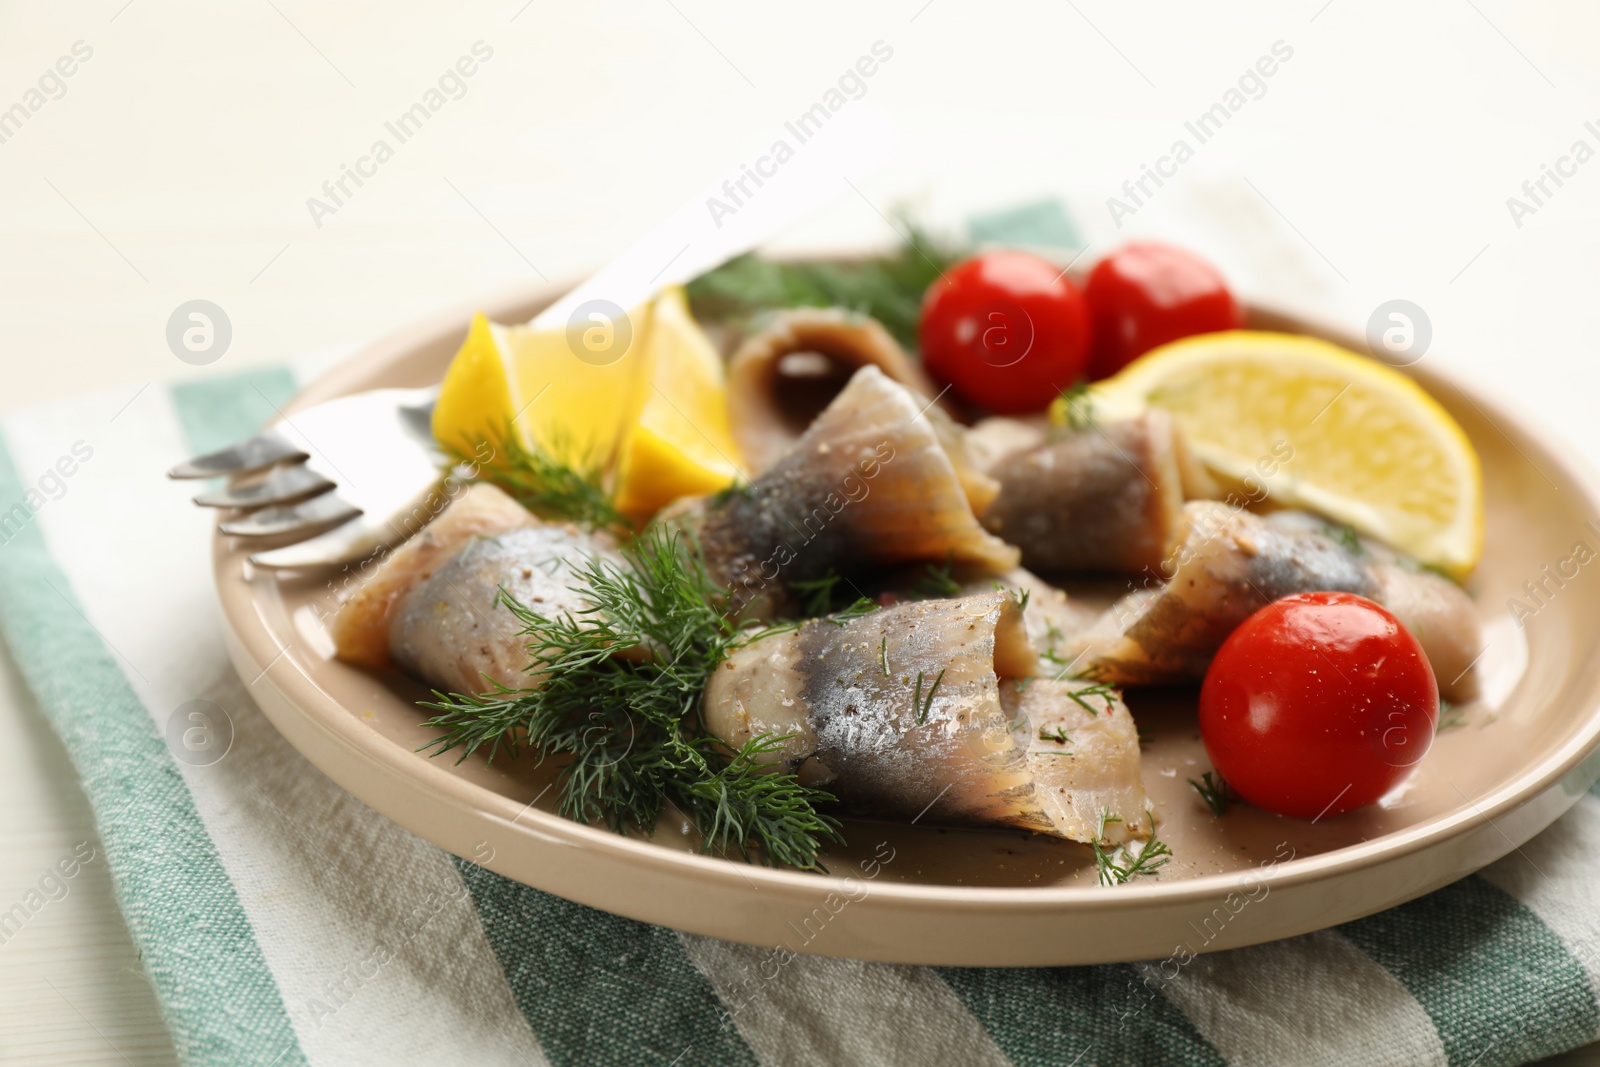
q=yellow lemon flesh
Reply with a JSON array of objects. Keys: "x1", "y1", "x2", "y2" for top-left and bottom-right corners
[
  {"x1": 613, "y1": 287, "x2": 745, "y2": 519},
  {"x1": 1059, "y1": 330, "x2": 1484, "y2": 577},
  {"x1": 433, "y1": 288, "x2": 743, "y2": 520},
  {"x1": 431, "y1": 312, "x2": 514, "y2": 460},
  {"x1": 433, "y1": 303, "x2": 654, "y2": 472}
]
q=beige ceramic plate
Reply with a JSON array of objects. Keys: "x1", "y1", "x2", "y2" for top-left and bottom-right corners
[{"x1": 215, "y1": 282, "x2": 1600, "y2": 967}]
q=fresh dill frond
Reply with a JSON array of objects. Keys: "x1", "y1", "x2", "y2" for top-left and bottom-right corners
[
  {"x1": 1071, "y1": 663, "x2": 1109, "y2": 683},
  {"x1": 1093, "y1": 809, "x2": 1172, "y2": 886},
  {"x1": 828, "y1": 597, "x2": 882, "y2": 626},
  {"x1": 1117, "y1": 834, "x2": 1172, "y2": 883},
  {"x1": 684, "y1": 221, "x2": 966, "y2": 348},
  {"x1": 791, "y1": 569, "x2": 879, "y2": 620},
  {"x1": 673, "y1": 734, "x2": 842, "y2": 869},
  {"x1": 913, "y1": 668, "x2": 946, "y2": 725},
  {"x1": 446, "y1": 424, "x2": 624, "y2": 531},
  {"x1": 924, "y1": 669, "x2": 945, "y2": 719},
  {"x1": 1329, "y1": 523, "x2": 1365, "y2": 556},
  {"x1": 990, "y1": 579, "x2": 1031, "y2": 612},
  {"x1": 1066, "y1": 682, "x2": 1118, "y2": 718},
  {"x1": 708, "y1": 480, "x2": 754, "y2": 507},
  {"x1": 880, "y1": 636, "x2": 890, "y2": 678},
  {"x1": 792, "y1": 572, "x2": 844, "y2": 616},
  {"x1": 1058, "y1": 381, "x2": 1097, "y2": 432},
  {"x1": 417, "y1": 527, "x2": 841, "y2": 869},
  {"x1": 1436, "y1": 700, "x2": 1465, "y2": 733},
  {"x1": 1013, "y1": 675, "x2": 1034, "y2": 693},
  {"x1": 1038, "y1": 725, "x2": 1073, "y2": 745},
  {"x1": 1188, "y1": 771, "x2": 1230, "y2": 816},
  {"x1": 911, "y1": 556, "x2": 961, "y2": 599}
]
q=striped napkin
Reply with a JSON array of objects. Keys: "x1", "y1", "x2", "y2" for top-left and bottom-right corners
[{"x1": 6, "y1": 243, "x2": 1600, "y2": 1067}]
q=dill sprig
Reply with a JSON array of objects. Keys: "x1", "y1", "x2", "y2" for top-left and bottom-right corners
[
  {"x1": 684, "y1": 222, "x2": 966, "y2": 349},
  {"x1": 1329, "y1": 522, "x2": 1365, "y2": 556},
  {"x1": 791, "y1": 572, "x2": 844, "y2": 616},
  {"x1": 913, "y1": 668, "x2": 946, "y2": 725},
  {"x1": 911, "y1": 556, "x2": 961, "y2": 599},
  {"x1": 790, "y1": 569, "x2": 883, "y2": 622},
  {"x1": 1188, "y1": 771, "x2": 1230, "y2": 816},
  {"x1": 1066, "y1": 682, "x2": 1118, "y2": 718},
  {"x1": 708, "y1": 480, "x2": 754, "y2": 507},
  {"x1": 1038, "y1": 725, "x2": 1073, "y2": 746},
  {"x1": 992, "y1": 579, "x2": 1030, "y2": 614},
  {"x1": 1093, "y1": 810, "x2": 1172, "y2": 886},
  {"x1": 1057, "y1": 381, "x2": 1097, "y2": 432},
  {"x1": 446, "y1": 425, "x2": 624, "y2": 531},
  {"x1": 828, "y1": 597, "x2": 882, "y2": 626},
  {"x1": 417, "y1": 527, "x2": 841, "y2": 869}
]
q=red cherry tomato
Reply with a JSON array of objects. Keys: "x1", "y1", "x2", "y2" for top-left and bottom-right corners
[
  {"x1": 1198, "y1": 592, "x2": 1438, "y2": 820},
  {"x1": 1084, "y1": 241, "x2": 1242, "y2": 380},
  {"x1": 918, "y1": 251, "x2": 1090, "y2": 414}
]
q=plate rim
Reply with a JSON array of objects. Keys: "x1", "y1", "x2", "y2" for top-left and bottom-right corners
[{"x1": 213, "y1": 276, "x2": 1600, "y2": 952}]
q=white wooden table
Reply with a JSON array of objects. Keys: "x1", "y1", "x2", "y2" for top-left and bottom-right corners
[{"x1": 2, "y1": 1, "x2": 1599, "y2": 1062}]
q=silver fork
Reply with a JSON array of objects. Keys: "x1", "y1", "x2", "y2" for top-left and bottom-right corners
[
  {"x1": 170, "y1": 116, "x2": 891, "y2": 569},
  {"x1": 169, "y1": 386, "x2": 445, "y2": 569}
]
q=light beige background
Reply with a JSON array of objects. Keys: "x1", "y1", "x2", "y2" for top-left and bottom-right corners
[{"x1": 3, "y1": 0, "x2": 1600, "y2": 1063}]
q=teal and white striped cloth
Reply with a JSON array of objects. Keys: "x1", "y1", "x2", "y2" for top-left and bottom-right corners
[{"x1": 6, "y1": 356, "x2": 1600, "y2": 1067}]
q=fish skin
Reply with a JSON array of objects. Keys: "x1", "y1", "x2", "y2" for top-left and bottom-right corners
[
  {"x1": 1067, "y1": 501, "x2": 1483, "y2": 700},
  {"x1": 330, "y1": 482, "x2": 625, "y2": 696},
  {"x1": 387, "y1": 524, "x2": 624, "y2": 697},
  {"x1": 330, "y1": 482, "x2": 536, "y2": 670},
  {"x1": 974, "y1": 412, "x2": 1187, "y2": 576},
  {"x1": 686, "y1": 365, "x2": 1019, "y2": 619},
  {"x1": 726, "y1": 307, "x2": 946, "y2": 473},
  {"x1": 705, "y1": 592, "x2": 1058, "y2": 835}
]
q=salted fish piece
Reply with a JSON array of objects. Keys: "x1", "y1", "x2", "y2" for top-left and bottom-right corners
[
  {"x1": 1002, "y1": 678, "x2": 1149, "y2": 846},
  {"x1": 388, "y1": 524, "x2": 627, "y2": 696},
  {"x1": 688, "y1": 365, "x2": 1019, "y2": 619},
  {"x1": 702, "y1": 591, "x2": 1060, "y2": 833},
  {"x1": 726, "y1": 307, "x2": 946, "y2": 473},
  {"x1": 971, "y1": 412, "x2": 1187, "y2": 576},
  {"x1": 1066, "y1": 501, "x2": 1483, "y2": 700},
  {"x1": 948, "y1": 566, "x2": 1102, "y2": 664},
  {"x1": 331, "y1": 482, "x2": 536, "y2": 670},
  {"x1": 1269, "y1": 511, "x2": 1483, "y2": 700},
  {"x1": 331, "y1": 482, "x2": 625, "y2": 696}
]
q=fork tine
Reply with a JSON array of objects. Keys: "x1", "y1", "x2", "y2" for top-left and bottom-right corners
[
  {"x1": 192, "y1": 464, "x2": 336, "y2": 509},
  {"x1": 217, "y1": 493, "x2": 361, "y2": 538},
  {"x1": 168, "y1": 432, "x2": 308, "y2": 479}
]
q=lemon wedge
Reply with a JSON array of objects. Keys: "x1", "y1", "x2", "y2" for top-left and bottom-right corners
[
  {"x1": 433, "y1": 289, "x2": 743, "y2": 520},
  {"x1": 432, "y1": 304, "x2": 653, "y2": 471},
  {"x1": 1059, "y1": 331, "x2": 1484, "y2": 577},
  {"x1": 613, "y1": 287, "x2": 745, "y2": 518},
  {"x1": 432, "y1": 313, "x2": 515, "y2": 459}
]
